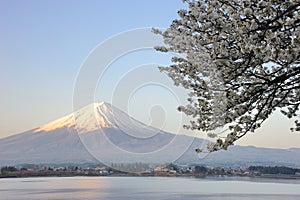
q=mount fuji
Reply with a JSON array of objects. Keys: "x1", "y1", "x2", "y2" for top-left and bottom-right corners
[
  {"x1": 0, "y1": 102, "x2": 199, "y2": 165},
  {"x1": 0, "y1": 102, "x2": 300, "y2": 167}
]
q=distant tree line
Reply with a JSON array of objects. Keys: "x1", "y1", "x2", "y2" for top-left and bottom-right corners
[
  {"x1": 1, "y1": 166, "x2": 18, "y2": 174},
  {"x1": 110, "y1": 162, "x2": 151, "y2": 173},
  {"x1": 194, "y1": 166, "x2": 230, "y2": 176},
  {"x1": 248, "y1": 166, "x2": 300, "y2": 175}
]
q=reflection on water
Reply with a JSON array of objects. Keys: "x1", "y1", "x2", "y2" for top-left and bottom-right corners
[
  {"x1": 72, "y1": 176, "x2": 109, "y2": 199},
  {"x1": 0, "y1": 176, "x2": 300, "y2": 200}
]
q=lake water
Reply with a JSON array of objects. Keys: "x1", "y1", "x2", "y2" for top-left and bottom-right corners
[{"x1": 1, "y1": 176, "x2": 300, "y2": 200}]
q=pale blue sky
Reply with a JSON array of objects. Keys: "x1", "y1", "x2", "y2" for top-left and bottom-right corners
[
  {"x1": 1, "y1": 0, "x2": 299, "y2": 149},
  {"x1": 0, "y1": 0, "x2": 185, "y2": 134}
]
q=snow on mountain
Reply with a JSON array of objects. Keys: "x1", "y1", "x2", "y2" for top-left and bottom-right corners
[
  {"x1": 33, "y1": 113, "x2": 75, "y2": 133},
  {"x1": 34, "y1": 102, "x2": 116, "y2": 133},
  {"x1": 33, "y1": 102, "x2": 156, "y2": 136}
]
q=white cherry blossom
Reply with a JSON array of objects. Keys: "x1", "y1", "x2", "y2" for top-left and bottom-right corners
[{"x1": 154, "y1": 0, "x2": 300, "y2": 152}]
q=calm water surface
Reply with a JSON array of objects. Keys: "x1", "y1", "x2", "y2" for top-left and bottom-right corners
[{"x1": 0, "y1": 176, "x2": 300, "y2": 200}]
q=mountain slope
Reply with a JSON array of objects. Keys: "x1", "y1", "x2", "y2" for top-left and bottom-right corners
[
  {"x1": 0, "y1": 102, "x2": 299, "y2": 167},
  {"x1": 0, "y1": 129, "x2": 97, "y2": 164},
  {"x1": 0, "y1": 102, "x2": 195, "y2": 165}
]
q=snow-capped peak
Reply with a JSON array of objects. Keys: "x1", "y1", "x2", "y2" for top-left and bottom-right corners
[
  {"x1": 34, "y1": 102, "x2": 117, "y2": 133},
  {"x1": 33, "y1": 101, "x2": 161, "y2": 138}
]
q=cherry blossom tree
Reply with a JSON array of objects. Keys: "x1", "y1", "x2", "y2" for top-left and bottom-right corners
[{"x1": 154, "y1": 0, "x2": 300, "y2": 152}]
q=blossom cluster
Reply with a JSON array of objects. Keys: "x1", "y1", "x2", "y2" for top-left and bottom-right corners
[{"x1": 154, "y1": 0, "x2": 300, "y2": 152}]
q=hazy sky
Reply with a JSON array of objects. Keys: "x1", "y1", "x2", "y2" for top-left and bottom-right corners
[{"x1": 1, "y1": 0, "x2": 300, "y2": 149}]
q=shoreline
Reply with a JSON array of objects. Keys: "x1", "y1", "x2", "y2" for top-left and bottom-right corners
[{"x1": 1, "y1": 172, "x2": 300, "y2": 180}]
